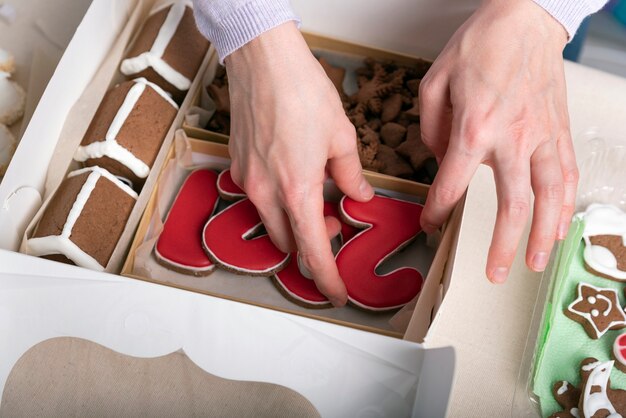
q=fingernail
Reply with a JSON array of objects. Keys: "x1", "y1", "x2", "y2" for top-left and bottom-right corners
[
  {"x1": 491, "y1": 267, "x2": 509, "y2": 284},
  {"x1": 532, "y1": 252, "x2": 549, "y2": 271},
  {"x1": 359, "y1": 179, "x2": 374, "y2": 199},
  {"x1": 557, "y1": 222, "x2": 569, "y2": 240}
]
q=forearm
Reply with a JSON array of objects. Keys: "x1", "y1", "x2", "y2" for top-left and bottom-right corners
[
  {"x1": 192, "y1": 0, "x2": 300, "y2": 63},
  {"x1": 532, "y1": 0, "x2": 609, "y2": 38}
]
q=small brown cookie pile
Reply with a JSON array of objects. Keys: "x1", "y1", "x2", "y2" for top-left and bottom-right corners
[
  {"x1": 206, "y1": 66, "x2": 231, "y2": 135},
  {"x1": 204, "y1": 56, "x2": 437, "y2": 184}
]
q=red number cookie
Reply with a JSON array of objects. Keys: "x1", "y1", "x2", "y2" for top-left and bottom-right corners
[
  {"x1": 217, "y1": 168, "x2": 246, "y2": 201},
  {"x1": 273, "y1": 202, "x2": 359, "y2": 308},
  {"x1": 336, "y1": 195, "x2": 425, "y2": 311},
  {"x1": 203, "y1": 196, "x2": 290, "y2": 276},
  {"x1": 155, "y1": 169, "x2": 219, "y2": 275}
]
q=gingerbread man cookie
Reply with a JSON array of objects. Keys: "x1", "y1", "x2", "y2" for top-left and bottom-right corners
[
  {"x1": 155, "y1": 170, "x2": 219, "y2": 275},
  {"x1": 565, "y1": 282, "x2": 626, "y2": 339},
  {"x1": 273, "y1": 202, "x2": 358, "y2": 308},
  {"x1": 549, "y1": 379, "x2": 581, "y2": 418},
  {"x1": 335, "y1": 194, "x2": 425, "y2": 311},
  {"x1": 202, "y1": 194, "x2": 290, "y2": 276},
  {"x1": 579, "y1": 204, "x2": 626, "y2": 282}
]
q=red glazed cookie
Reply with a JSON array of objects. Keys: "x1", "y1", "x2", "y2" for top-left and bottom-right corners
[
  {"x1": 565, "y1": 282, "x2": 626, "y2": 339},
  {"x1": 335, "y1": 195, "x2": 425, "y2": 311},
  {"x1": 202, "y1": 197, "x2": 290, "y2": 276},
  {"x1": 216, "y1": 168, "x2": 246, "y2": 201},
  {"x1": 155, "y1": 169, "x2": 219, "y2": 275},
  {"x1": 273, "y1": 202, "x2": 358, "y2": 308},
  {"x1": 613, "y1": 332, "x2": 626, "y2": 373}
]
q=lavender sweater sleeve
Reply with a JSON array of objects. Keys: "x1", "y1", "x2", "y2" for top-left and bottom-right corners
[
  {"x1": 192, "y1": 0, "x2": 300, "y2": 63},
  {"x1": 533, "y1": 0, "x2": 608, "y2": 38}
]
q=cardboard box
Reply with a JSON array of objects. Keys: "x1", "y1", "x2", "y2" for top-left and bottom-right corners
[
  {"x1": 122, "y1": 133, "x2": 463, "y2": 342},
  {"x1": 0, "y1": 0, "x2": 462, "y2": 416}
]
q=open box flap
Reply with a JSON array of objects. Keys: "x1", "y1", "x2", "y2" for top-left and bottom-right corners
[{"x1": 0, "y1": 249, "x2": 454, "y2": 417}]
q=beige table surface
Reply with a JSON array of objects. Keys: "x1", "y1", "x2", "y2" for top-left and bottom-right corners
[
  {"x1": 426, "y1": 62, "x2": 626, "y2": 417},
  {"x1": 3, "y1": 1, "x2": 626, "y2": 417}
]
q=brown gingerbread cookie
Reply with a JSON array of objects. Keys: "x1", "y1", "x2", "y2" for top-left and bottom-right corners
[
  {"x1": 549, "y1": 379, "x2": 581, "y2": 418},
  {"x1": 376, "y1": 145, "x2": 412, "y2": 178},
  {"x1": 565, "y1": 282, "x2": 626, "y2": 339},
  {"x1": 357, "y1": 126, "x2": 381, "y2": 171},
  {"x1": 380, "y1": 122, "x2": 406, "y2": 148},
  {"x1": 381, "y1": 93, "x2": 403, "y2": 123},
  {"x1": 585, "y1": 235, "x2": 626, "y2": 281},
  {"x1": 349, "y1": 63, "x2": 405, "y2": 116},
  {"x1": 578, "y1": 358, "x2": 626, "y2": 417},
  {"x1": 395, "y1": 124, "x2": 434, "y2": 171},
  {"x1": 404, "y1": 97, "x2": 420, "y2": 121}
]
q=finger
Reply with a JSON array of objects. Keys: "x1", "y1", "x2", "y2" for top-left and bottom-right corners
[
  {"x1": 556, "y1": 131, "x2": 579, "y2": 239},
  {"x1": 324, "y1": 216, "x2": 342, "y2": 239},
  {"x1": 486, "y1": 155, "x2": 531, "y2": 283},
  {"x1": 419, "y1": 73, "x2": 452, "y2": 161},
  {"x1": 421, "y1": 141, "x2": 481, "y2": 234},
  {"x1": 283, "y1": 185, "x2": 347, "y2": 307},
  {"x1": 328, "y1": 124, "x2": 374, "y2": 202},
  {"x1": 526, "y1": 141, "x2": 564, "y2": 272},
  {"x1": 256, "y1": 203, "x2": 297, "y2": 254}
]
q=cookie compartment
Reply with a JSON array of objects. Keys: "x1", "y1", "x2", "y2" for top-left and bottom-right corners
[
  {"x1": 16, "y1": 0, "x2": 215, "y2": 274},
  {"x1": 513, "y1": 133, "x2": 626, "y2": 417},
  {"x1": 122, "y1": 131, "x2": 464, "y2": 341},
  {"x1": 182, "y1": 31, "x2": 437, "y2": 186}
]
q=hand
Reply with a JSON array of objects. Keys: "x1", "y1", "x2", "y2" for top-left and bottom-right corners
[
  {"x1": 419, "y1": 0, "x2": 579, "y2": 283},
  {"x1": 225, "y1": 22, "x2": 374, "y2": 306}
]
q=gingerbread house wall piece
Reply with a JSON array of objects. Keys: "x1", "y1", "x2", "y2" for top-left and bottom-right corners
[
  {"x1": 120, "y1": 2, "x2": 210, "y2": 102},
  {"x1": 26, "y1": 167, "x2": 138, "y2": 271},
  {"x1": 73, "y1": 77, "x2": 178, "y2": 188}
]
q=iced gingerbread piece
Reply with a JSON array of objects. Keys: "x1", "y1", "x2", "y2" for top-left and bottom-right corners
[
  {"x1": 273, "y1": 202, "x2": 359, "y2": 308},
  {"x1": 613, "y1": 332, "x2": 626, "y2": 374},
  {"x1": 565, "y1": 282, "x2": 626, "y2": 339},
  {"x1": 121, "y1": 2, "x2": 210, "y2": 102},
  {"x1": 203, "y1": 188, "x2": 290, "y2": 276},
  {"x1": 74, "y1": 78, "x2": 178, "y2": 189},
  {"x1": 155, "y1": 170, "x2": 219, "y2": 276},
  {"x1": 549, "y1": 379, "x2": 581, "y2": 418},
  {"x1": 26, "y1": 167, "x2": 137, "y2": 271},
  {"x1": 578, "y1": 204, "x2": 626, "y2": 282},
  {"x1": 579, "y1": 358, "x2": 626, "y2": 418},
  {"x1": 336, "y1": 195, "x2": 425, "y2": 311},
  {"x1": 216, "y1": 169, "x2": 245, "y2": 201}
]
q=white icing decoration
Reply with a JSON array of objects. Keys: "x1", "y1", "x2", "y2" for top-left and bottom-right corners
[
  {"x1": 582, "y1": 361, "x2": 622, "y2": 418},
  {"x1": 570, "y1": 407, "x2": 580, "y2": 418},
  {"x1": 120, "y1": 3, "x2": 192, "y2": 91},
  {"x1": 582, "y1": 360, "x2": 602, "y2": 371},
  {"x1": 73, "y1": 78, "x2": 177, "y2": 178},
  {"x1": 598, "y1": 294, "x2": 613, "y2": 316},
  {"x1": 579, "y1": 204, "x2": 626, "y2": 280},
  {"x1": 557, "y1": 381, "x2": 568, "y2": 395},
  {"x1": 567, "y1": 282, "x2": 626, "y2": 338},
  {"x1": 588, "y1": 296, "x2": 597, "y2": 304},
  {"x1": 26, "y1": 167, "x2": 137, "y2": 270}
]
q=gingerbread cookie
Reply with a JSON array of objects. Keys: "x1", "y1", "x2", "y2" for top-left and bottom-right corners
[
  {"x1": 579, "y1": 205, "x2": 626, "y2": 282},
  {"x1": 613, "y1": 332, "x2": 626, "y2": 373},
  {"x1": 579, "y1": 358, "x2": 626, "y2": 418},
  {"x1": 74, "y1": 78, "x2": 178, "y2": 188},
  {"x1": 120, "y1": 3, "x2": 210, "y2": 102},
  {"x1": 335, "y1": 195, "x2": 425, "y2": 311},
  {"x1": 26, "y1": 167, "x2": 137, "y2": 271},
  {"x1": 565, "y1": 282, "x2": 626, "y2": 339},
  {"x1": 273, "y1": 202, "x2": 358, "y2": 308},
  {"x1": 202, "y1": 197, "x2": 290, "y2": 276},
  {"x1": 155, "y1": 170, "x2": 219, "y2": 276},
  {"x1": 216, "y1": 169, "x2": 246, "y2": 201},
  {"x1": 549, "y1": 379, "x2": 581, "y2": 418}
]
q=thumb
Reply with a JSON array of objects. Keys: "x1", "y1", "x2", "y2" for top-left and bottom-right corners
[{"x1": 328, "y1": 130, "x2": 374, "y2": 202}]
